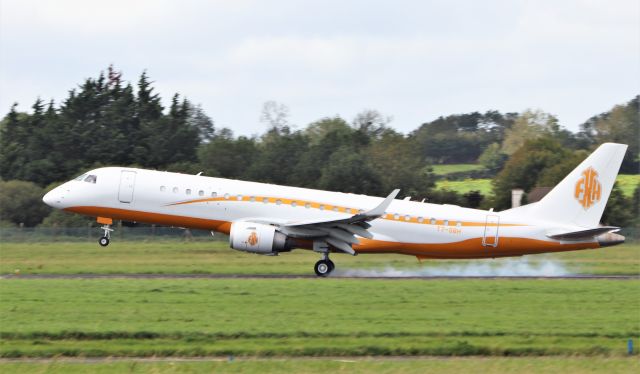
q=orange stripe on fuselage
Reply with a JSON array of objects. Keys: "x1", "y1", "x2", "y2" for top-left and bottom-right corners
[
  {"x1": 65, "y1": 206, "x2": 598, "y2": 258},
  {"x1": 166, "y1": 196, "x2": 524, "y2": 228},
  {"x1": 66, "y1": 206, "x2": 232, "y2": 234},
  {"x1": 355, "y1": 237, "x2": 599, "y2": 259}
]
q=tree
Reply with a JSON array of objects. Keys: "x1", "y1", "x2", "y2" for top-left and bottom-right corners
[
  {"x1": 198, "y1": 130, "x2": 258, "y2": 179},
  {"x1": 412, "y1": 111, "x2": 515, "y2": 164},
  {"x1": 600, "y1": 183, "x2": 635, "y2": 227},
  {"x1": 352, "y1": 109, "x2": 391, "y2": 140},
  {"x1": 188, "y1": 104, "x2": 215, "y2": 142},
  {"x1": 478, "y1": 142, "x2": 508, "y2": 174},
  {"x1": 491, "y1": 137, "x2": 569, "y2": 210},
  {"x1": 366, "y1": 130, "x2": 434, "y2": 198},
  {"x1": 0, "y1": 180, "x2": 51, "y2": 226},
  {"x1": 501, "y1": 109, "x2": 560, "y2": 155},
  {"x1": 578, "y1": 96, "x2": 639, "y2": 173},
  {"x1": 260, "y1": 101, "x2": 290, "y2": 133},
  {"x1": 318, "y1": 146, "x2": 384, "y2": 196},
  {"x1": 246, "y1": 129, "x2": 308, "y2": 185},
  {"x1": 291, "y1": 117, "x2": 357, "y2": 187}
]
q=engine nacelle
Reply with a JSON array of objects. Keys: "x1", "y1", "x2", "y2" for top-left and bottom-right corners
[{"x1": 229, "y1": 221, "x2": 293, "y2": 254}]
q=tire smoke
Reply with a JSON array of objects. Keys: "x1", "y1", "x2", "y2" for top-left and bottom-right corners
[{"x1": 331, "y1": 257, "x2": 571, "y2": 277}]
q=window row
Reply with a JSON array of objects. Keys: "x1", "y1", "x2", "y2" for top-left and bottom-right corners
[
  {"x1": 389, "y1": 214, "x2": 461, "y2": 226},
  {"x1": 160, "y1": 185, "x2": 216, "y2": 197},
  {"x1": 159, "y1": 185, "x2": 461, "y2": 226}
]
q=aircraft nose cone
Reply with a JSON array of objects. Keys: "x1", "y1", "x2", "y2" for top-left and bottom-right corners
[{"x1": 42, "y1": 190, "x2": 58, "y2": 208}]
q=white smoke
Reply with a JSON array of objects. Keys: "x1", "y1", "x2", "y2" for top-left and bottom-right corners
[{"x1": 331, "y1": 257, "x2": 571, "y2": 277}]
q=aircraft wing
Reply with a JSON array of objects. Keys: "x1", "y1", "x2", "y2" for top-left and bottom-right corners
[{"x1": 275, "y1": 189, "x2": 400, "y2": 255}]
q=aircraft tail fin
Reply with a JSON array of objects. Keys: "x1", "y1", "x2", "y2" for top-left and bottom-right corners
[{"x1": 528, "y1": 143, "x2": 627, "y2": 227}]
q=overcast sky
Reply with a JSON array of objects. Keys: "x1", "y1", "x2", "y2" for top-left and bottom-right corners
[{"x1": 1, "y1": 0, "x2": 638, "y2": 135}]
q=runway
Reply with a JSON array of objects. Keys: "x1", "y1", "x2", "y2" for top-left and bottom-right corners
[{"x1": 1, "y1": 274, "x2": 638, "y2": 280}]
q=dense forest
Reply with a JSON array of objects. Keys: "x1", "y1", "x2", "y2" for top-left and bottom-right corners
[{"x1": 0, "y1": 67, "x2": 638, "y2": 228}]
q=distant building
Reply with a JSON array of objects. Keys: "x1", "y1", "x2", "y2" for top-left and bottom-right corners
[
  {"x1": 511, "y1": 187, "x2": 552, "y2": 208},
  {"x1": 511, "y1": 189, "x2": 524, "y2": 208},
  {"x1": 527, "y1": 187, "x2": 553, "y2": 203}
]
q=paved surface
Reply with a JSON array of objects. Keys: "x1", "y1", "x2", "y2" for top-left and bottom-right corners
[{"x1": 1, "y1": 274, "x2": 638, "y2": 280}]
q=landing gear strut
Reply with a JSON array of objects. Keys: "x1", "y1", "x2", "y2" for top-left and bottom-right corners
[
  {"x1": 99, "y1": 224, "x2": 113, "y2": 247},
  {"x1": 314, "y1": 253, "x2": 335, "y2": 277}
]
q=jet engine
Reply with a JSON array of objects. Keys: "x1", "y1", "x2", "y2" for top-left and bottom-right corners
[{"x1": 229, "y1": 221, "x2": 294, "y2": 254}]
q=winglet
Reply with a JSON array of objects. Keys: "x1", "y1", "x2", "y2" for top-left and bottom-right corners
[{"x1": 351, "y1": 189, "x2": 400, "y2": 222}]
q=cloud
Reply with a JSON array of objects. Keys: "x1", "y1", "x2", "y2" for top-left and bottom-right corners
[{"x1": 0, "y1": 0, "x2": 638, "y2": 134}]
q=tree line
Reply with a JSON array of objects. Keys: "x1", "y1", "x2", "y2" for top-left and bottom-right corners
[{"x1": 0, "y1": 67, "x2": 638, "y2": 228}]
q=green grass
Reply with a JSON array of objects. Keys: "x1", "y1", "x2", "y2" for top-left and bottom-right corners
[
  {"x1": 0, "y1": 278, "x2": 638, "y2": 358},
  {"x1": 435, "y1": 178, "x2": 492, "y2": 194},
  {"x1": 617, "y1": 174, "x2": 640, "y2": 197},
  {"x1": 434, "y1": 175, "x2": 638, "y2": 197},
  {"x1": 1, "y1": 242, "x2": 639, "y2": 275},
  {"x1": 1, "y1": 357, "x2": 638, "y2": 374},
  {"x1": 431, "y1": 164, "x2": 484, "y2": 176}
]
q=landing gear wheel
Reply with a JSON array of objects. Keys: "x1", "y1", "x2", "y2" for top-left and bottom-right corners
[
  {"x1": 314, "y1": 260, "x2": 332, "y2": 277},
  {"x1": 99, "y1": 236, "x2": 110, "y2": 247},
  {"x1": 327, "y1": 259, "x2": 335, "y2": 272}
]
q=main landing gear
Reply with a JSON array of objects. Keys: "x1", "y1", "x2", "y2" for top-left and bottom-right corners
[
  {"x1": 99, "y1": 224, "x2": 113, "y2": 247},
  {"x1": 314, "y1": 253, "x2": 335, "y2": 277}
]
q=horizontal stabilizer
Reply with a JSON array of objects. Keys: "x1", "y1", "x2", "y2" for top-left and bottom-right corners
[{"x1": 547, "y1": 226, "x2": 619, "y2": 240}]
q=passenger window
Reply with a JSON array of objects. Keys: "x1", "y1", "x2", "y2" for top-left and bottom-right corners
[
  {"x1": 430, "y1": 218, "x2": 436, "y2": 225},
  {"x1": 404, "y1": 215, "x2": 411, "y2": 221},
  {"x1": 394, "y1": 213, "x2": 400, "y2": 220},
  {"x1": 291, "y1": 201, "x2": 297, "y2": 207},
  {"x1": 250, "y1": 196, "x2": 256, "y2": 202},
  {"x1": 186, "y1": 189, "x2": 192, "y2": 195},
  {"x1": 211, "y1": 192, "x2": 217, "y2": 198},
  {"x1": 456, "y1": 221, "x2": 462, "y2": 227},
  {"x1": 173, "y1": 187, "x2": 179, "y2": 193},
  {"x1": 444, "y1": 220, "x2": 449, "y2": 226},
  {"x1": 418, "y1": 217, "x2": 424, "y2": 223},
  {"x1": 305, "y1": 203, "x2": 311, "y2": 209},
  {"x1": 198, "y1": 190, "x2": 204, "y2": 196},
  {"x1": 276, "y1": 199, "x2": 282, "y2": 205},
  {"x1": 84, "y1": 175, "x2": 97, "y2": 184},
  {"x1": 160, "y1": 186, "x2": 166, "y2": 192},
  {"x1": 237, "y1": 195, "x2": 243, "y2": 201}
]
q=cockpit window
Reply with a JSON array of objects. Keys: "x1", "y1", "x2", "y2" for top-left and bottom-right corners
[
  {"x1": 74, "y1": 174, "x2": 87, "y2": 181},
  {"x1": 84, "y1": 175, "x2": 97, "y2": 184}
]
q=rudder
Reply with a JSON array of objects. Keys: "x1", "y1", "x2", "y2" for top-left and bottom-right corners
[{"x1": 528, "y1": 143, "x2": 627, "y2": 227}]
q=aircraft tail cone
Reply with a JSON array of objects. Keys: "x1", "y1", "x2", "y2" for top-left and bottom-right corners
[{"x1": 596, "y1": 232, "x2": 625, "y2": 247}]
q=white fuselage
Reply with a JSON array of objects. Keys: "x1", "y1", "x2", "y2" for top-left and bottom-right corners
[{"x1": 43, "y1": 167, "x2": 602, "y2": 259}]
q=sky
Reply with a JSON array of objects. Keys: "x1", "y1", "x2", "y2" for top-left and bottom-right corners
[{"x1": 1, "y1": 0, "x2": 638, "y2": 136}]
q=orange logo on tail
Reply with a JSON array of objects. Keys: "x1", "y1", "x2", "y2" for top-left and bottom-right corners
[
  {"x1": 574, "y1": 167, "x2": 601, "y2": 209},
  {"x1": 247, "y1": 231, "x2": 258, "y2": 246}
]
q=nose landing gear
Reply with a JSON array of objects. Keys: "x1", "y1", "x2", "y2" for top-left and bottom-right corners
[
  {"x1": 96, "y1": 217, "x2": 114, "y2": 247},
  {"x1": 99, "y1": 224, "x2": 113, "y2": 247}
]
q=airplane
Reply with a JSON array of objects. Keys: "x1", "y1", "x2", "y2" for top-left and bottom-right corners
[{"x1": 42, "y1": 143, "x2": 627, "y2": 276}]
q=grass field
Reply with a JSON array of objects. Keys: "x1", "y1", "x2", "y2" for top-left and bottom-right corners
[
  {"x1": 617, "y1": 174, "x2": 640, "y2": 196},
  {"x1": 434, "y1": 174, "x2": 639, "y2": 197},
  {"x1": 1, "y1": 241, "x2": 639, "y2": 373},
  {"x1": 1, "y1": 242, "x2": 639, "y2": 275},
  {"x1": 1, "y1": 278, "x2": 638, "y2": 359},
  {"x1": 435, "y1": 178, "x2": 492, "y2": 194},
  {"x1": 431, "y1": 164, "x2": 484, "y2": 175},
  {"x1": 2, "y1": 357, "x2": 638, "y2": 374}
]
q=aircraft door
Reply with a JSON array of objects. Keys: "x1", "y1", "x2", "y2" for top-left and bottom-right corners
[
  {"x1": 482, "y1": 214, "x2": 499, "y2": 247},
  {"x1": 118, "y1": 170, "x2": 137, "y2": 203}
]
